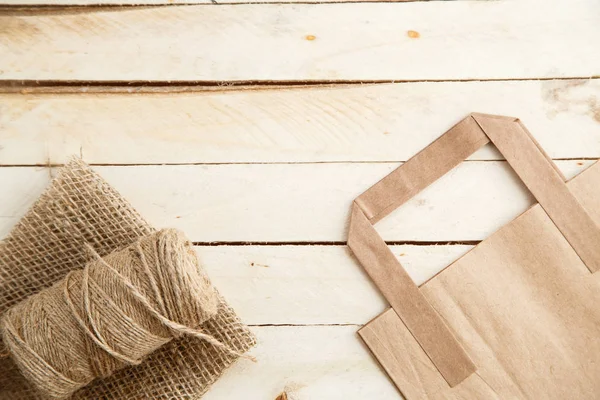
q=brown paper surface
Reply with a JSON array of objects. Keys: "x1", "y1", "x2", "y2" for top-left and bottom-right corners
[{"x1": 351, "y1": 114, "x2": 600, "y2": 399}]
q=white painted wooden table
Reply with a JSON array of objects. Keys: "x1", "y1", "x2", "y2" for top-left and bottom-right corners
[{"x1": 1, "y1": 1, "x2": 599, "y2": 398}]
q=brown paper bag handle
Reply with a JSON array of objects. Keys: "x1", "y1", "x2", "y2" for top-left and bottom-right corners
[{"x1": 349, "y1": 113, "x2": 600, "y2": 388}]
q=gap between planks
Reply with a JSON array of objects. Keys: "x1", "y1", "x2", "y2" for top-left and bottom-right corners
[
  {"x1": 0, "y1": 160, "x2": 596, "y2": 168},
  {"x1": 190, "y1": 240, "x2": 482, "y2": 246},
  {"x1": 2, "y1": 76, "x2": 600, "y2": 94},
  {"x1": 0, "y1": 1, "x2": 544, "y2": 9},
  {"x1": 248, "y1": 323, "x2": 360, "y2": 326}
]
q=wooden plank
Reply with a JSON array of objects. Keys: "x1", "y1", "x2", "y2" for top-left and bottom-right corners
[
  {"x1": 202, "y1": 325, "x2": 401, "y2": 400},
  {"x1": 0, "y1": 161, "x2": 593, "y2": 242},
  {"x1": 201, "y1": 244, "x2": 471, "y2": 325},
  {"x1": 1, "y1": 1, "x2": 599, "y2": 81},
  {"x1": 2, "y1": 80, "x2": 600, "y2": 165}
]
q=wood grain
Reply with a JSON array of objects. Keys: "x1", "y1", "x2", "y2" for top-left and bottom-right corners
[
  {"x1": 1, "y1": 1, "x2": 599, "y2": 81},
  {"x1": 202, "y1": 325, "x2": 401, "y2": 400},
  {"x1": 201, "y1": 244, "x2": 471, "y2": 325},
  {"x1": 0, "y1": 161, "x2": 593, "y2": 242},
  {"x1": 2, "y1": 80, "x2": 600, "y2": 165}
]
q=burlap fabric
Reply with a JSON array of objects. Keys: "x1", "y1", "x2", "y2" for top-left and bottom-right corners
[{"x1": 0, "y1": 159, "x2": 256, "y2": 399}]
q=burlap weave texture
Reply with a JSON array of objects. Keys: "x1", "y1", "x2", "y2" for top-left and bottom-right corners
[{"x1": 0, "y1": 159, "x2": 256, "y2": 399}]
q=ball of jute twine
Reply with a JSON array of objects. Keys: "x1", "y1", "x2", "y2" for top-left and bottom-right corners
[{"x1": 0, "y1": 229, "x2": 251, "y2": 399}]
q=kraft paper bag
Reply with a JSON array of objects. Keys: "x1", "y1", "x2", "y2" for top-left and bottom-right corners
[{"x1": 349, "y1": 113, "x2": 600, "y2": 399}]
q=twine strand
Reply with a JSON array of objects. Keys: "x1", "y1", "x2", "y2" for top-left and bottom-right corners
[{"x1": 87, "y1": 244, "x2": 251, "y2": 361}]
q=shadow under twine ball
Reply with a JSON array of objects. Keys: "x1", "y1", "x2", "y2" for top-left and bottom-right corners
[{"x1": 0, "y1": 228, "x2": 240, "y2": 399}]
